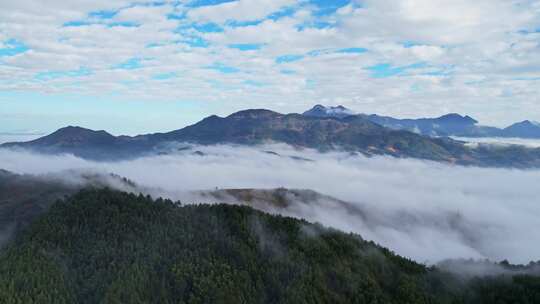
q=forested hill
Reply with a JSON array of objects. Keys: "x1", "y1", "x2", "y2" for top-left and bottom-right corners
[
  {"x1": 0, "y1": 169, "x2": 140, "y2": 242},
  {"x1": 1, "y1": 188, "x2": 540, "y2": 303}
]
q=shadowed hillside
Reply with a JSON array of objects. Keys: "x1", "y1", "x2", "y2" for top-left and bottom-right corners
[{"x1": 1, "y1": 188, "x2": 539, "y2": 303}]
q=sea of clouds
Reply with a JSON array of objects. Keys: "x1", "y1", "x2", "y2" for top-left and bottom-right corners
[{"x1": 0, "y1": 144, "x2": 539, "y2": 265}]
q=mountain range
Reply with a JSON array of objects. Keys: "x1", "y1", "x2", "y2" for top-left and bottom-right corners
[
  {"x1": 304, "y1": 105, "x2": 540, "y2": 139},
  {"x1": 2, "y1": 107, "x2": 540, "y2": 168}
]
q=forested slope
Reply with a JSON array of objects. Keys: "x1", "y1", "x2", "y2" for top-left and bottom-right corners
[{"x1": 0, "y1": 188, "x2": 539, "y2": 303}]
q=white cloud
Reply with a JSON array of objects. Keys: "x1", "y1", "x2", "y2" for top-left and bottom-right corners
[
  {"x1": 114, "y1": 4, "x2": 172, "y2": 23},
  {"x1": 187, "y1": 0, "x2": 297, "y2": 23},
  {"x1": 348, "y1": 0, "x2": 536, "y2": 44},
  {"x1": 1, "y1": 144, "x2": 540, "y2": 264},
  {"x1": 409, "y1": 45, "x2": 445, "y2": 61},
  {"x1": 0, "y1": 0, "x2": 539, "y2": 128}
]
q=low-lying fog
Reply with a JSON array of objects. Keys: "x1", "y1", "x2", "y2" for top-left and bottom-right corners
[
  {"x1": 1, "y1": 144, "x2": 539, "y2": 265},
  {"x1": 451, "y1": 136, "x2": 540, "y2": 148}
]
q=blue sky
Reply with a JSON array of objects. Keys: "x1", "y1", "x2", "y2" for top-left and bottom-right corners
[{"x1": 0, "y1": 0, "x2": 539, "y2": 136}]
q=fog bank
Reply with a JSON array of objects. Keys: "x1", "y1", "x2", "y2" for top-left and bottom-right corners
[
  {"x1": 1, "y1": 145, "x2": 539, "y2": 264},
  {"x1": 452, "y1": 136, "x2": 540, "y2": 148}
]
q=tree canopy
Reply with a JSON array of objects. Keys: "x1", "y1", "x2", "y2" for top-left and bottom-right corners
[{"x1": 0, "y1": 188, "x2": 539, "y2": 303}]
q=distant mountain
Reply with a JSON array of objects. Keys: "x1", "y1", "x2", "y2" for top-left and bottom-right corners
[
  {"x1": 302, "y1": 105, "x2": 540, "y2": 139},
  {"x1": 368, "y1": 115, "x2": 540, "y2": 139},
  {"x1": 1, "y1": 126, "x2": 154, "y2": 160},
  {"x1": 29, "y1": 126, "x2": 117, "y2": 146},
  {"x1": 3, "y1": 108, "x2": 540, "y2": 168},
  {"x1": 303, "y1": 104, "x2": 355, "y2": 118},
  {"x1": 157, "y1": 109, "x2": 466, "y2": 163},
  {"x1": 2, "y1": 109, "x2": 467, "y2": 163},
  {"x1": 303, "y1": 105, "x2": 492, "y2": 137},
  {"x1": 500, "y1": 120, "x2": 540, "y2": 138},
  {"x1": 364, "y1": 113, "x2": 485, "y2": 137}
]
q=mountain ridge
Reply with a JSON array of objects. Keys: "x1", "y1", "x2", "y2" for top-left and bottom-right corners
[
  {"x1": 304, "y1": 105, "x2": 540, "y2": 139},
  {"x1": 3, "y1": 110, "x2": 458, "y2": 161},
  {"x1": 3, "y1": 107, "x2": 540, "y2": 168},
  {"x1": 501, "y1": 120, "x2": 540, "y2": 138}
]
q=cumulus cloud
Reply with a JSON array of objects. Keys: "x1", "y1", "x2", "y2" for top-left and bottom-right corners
[
  {"x1": 187, "y1": 0, "x2": 297, "y2": 23},
  {"x1": 1, "y1": 144, "x2": 539, "y2": 265},
  {"x1": 347, "y1": 0, "x2": 535, "y2": 44},
  {"x1": 1, "y1": 0, "x2": 540, "y2": 129}
]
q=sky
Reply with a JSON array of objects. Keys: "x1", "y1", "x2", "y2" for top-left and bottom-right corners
[{"x1": 1, "y1": 0, "x2": 540, "y2": 136}]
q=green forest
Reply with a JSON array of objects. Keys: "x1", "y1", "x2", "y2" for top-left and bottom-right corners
[{"x1": 1, "y1": 188, "x2": 539, "y2": 303}]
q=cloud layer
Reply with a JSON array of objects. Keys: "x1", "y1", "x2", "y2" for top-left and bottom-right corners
[
  {"x1": 1, "y1": 0, "x2": 539, "y2": 130},
  {"x1": 1, "y1": 144, "x2": 539, "y2": 265},
  {"x1": 452, "y1": 136, "x2": 540, "y2": 148}
]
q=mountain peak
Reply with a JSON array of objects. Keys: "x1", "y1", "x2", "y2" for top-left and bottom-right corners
[
  {"x1": 303, "y1": 104, "x2": 355, "y2": 118},
  {"x1": 48, "y1": 126, "x2": 114, "y2": 138},
  {"x1": 56, "y1": 125, "x2": 101, "y2": 133},
  {"x1": 515, "y1": 120, "x2": 540, "y2": 127},
  {"x1": 507, "y1": 120, "x2": 540, "y2": 128},
  {"x1": 501, "y1": 120, "x2": 540, "y2": 138},
  {"x1": 436, "y1": 113, "x2": 478, "y2": 125},
  {"x1": 28, "y1": 126, "x2": 117, "y2": 146},
  {"x1": 226, "y1": 109, "x2": 282, "y2": 119}
]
